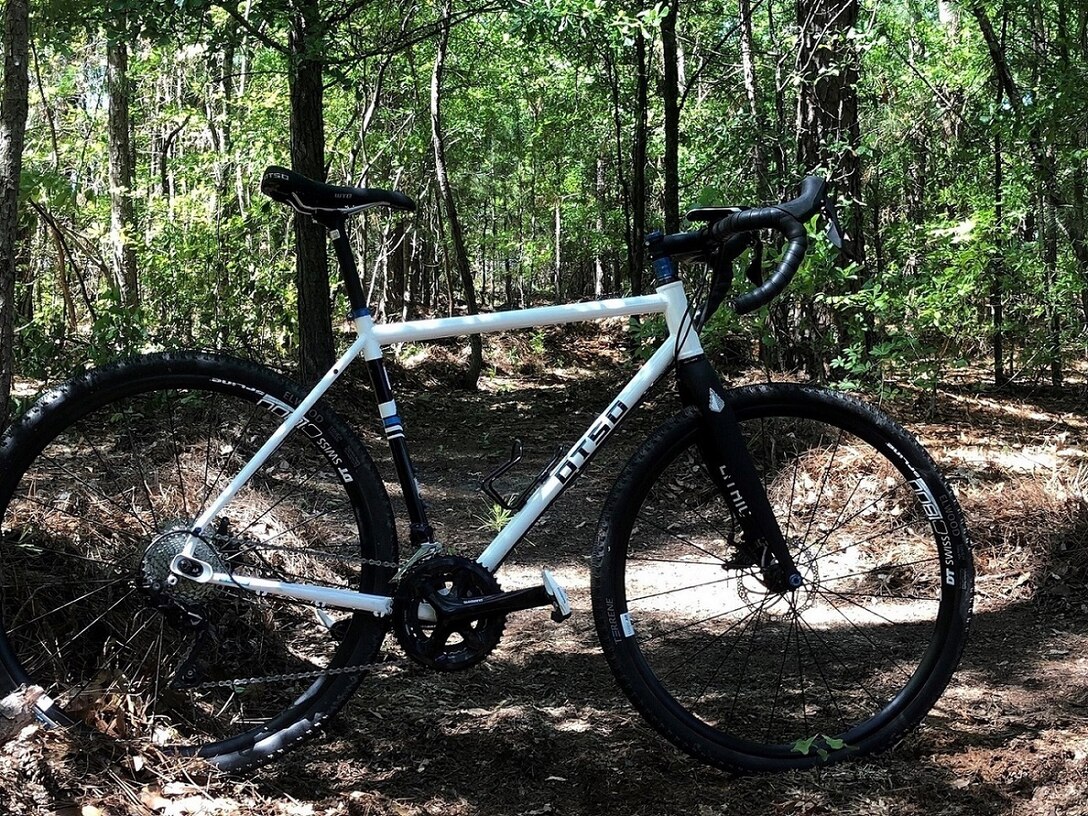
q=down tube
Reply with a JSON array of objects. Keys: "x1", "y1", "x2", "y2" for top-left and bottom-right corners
[{"x1": 476, "y1": 339, "x2": 678, "y2": 572}]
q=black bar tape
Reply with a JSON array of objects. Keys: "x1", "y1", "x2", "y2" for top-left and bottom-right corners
[{"x1": 709, "y1": 206, "x2": 807, "y2": 314}]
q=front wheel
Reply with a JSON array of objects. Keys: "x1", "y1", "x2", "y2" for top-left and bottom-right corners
[
  {"x1": 592, "y1": 384, "x2": 973, "y2": 772},
  {"x1": 0, "y1": 352, "x2": 398, "y2": 771}
]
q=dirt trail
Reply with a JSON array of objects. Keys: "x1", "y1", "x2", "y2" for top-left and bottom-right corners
[{"x1": 4, "y1": 333, "x2": 1088, "y2": 815}]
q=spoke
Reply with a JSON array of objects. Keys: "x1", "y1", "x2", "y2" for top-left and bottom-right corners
[
  {"x1": 200, "y1": 397, "x2": 218, "y2": 515},
  {"x1": 819, "y1": 586, "x2": 926, "y2": 631},
  {"x1": 794, "y1": 612, "x2": 888, "y2": 713},
  {"x1": 3, "y1": 494, "x2": 143, "y2": 549},
  {"x1": 800, "y1": 430, "x2": 845, "y2": 550},
  {"x1": 74, "y1": 429, "x2": 156, "y2": 532},
  {"x1": 0, "y1": 533, "x2": 135, "y2": 568},
  {"x1": 803, "y1": 518, "x2": 920, "y2": 562},
  {"x1": 238, "y1": 461, "x2": 329, "y2": 537},
  {"x1": 10, "y1": 581, "x2": 125, "y2": 633},
  {"x1": 628, "y1": 575, "x2": 733, "y2": 603},
  {"x1": 257, "y1": 501, "x2": 353, "y2": 547},
  {"x1": 795, "y1": 603, "x2": 809, "y2": 735},
  {"x1": 120, "y1": 407, "x2": 163, "y2": 530},
  {"x1": 56, "y1": 588, "x2": 138, "y2": 652},
  {"x1": 638, "y1": 594, "x2": 765, "y2": 644},
  {"x1": 763, "y1": 609, "x2": 798, "y2": 744},
  {"x1": 816, "y1": 588, "x2": 914, "y2": 680},
  {"x1": 655, "y1": 599, "x2": 767, "y2": 681},
  {"x1": 689, "y1": 597, "x2": 770, "y2": 710},
  {"x1": 806, "y1": 481, "x2": 911, "y2": 552},
  {"x1": 819, "y1": 557, "x2": 936, "y2": 585},
  {"x1": 35, "y1": 447, "x2": 153, "y2": 535},
  {"x1": 60, "y1": 612, "x2": 157, "y2": 706},
  {"x1": 196, "y1": 399, "x2": 264, "y2": 519},
  {"x1": 626, "y1": 556, "x2": 727, "y2": 566},
  {"x1": 827, "y1": 588, "x2": 938, "y2": 603},
  {"x1": 788, "y1": 596, "x2": 850, "y2": 733},
  {"x1": 726, "y1": 598, "x2": 769, "y2": 719},
  {"x1": 634, "y1": 513, "x2": 730, "y2": 565},
  {"x1": 226, "y1": 538, "x2": 363, "y2": 566},
  {"x1": 167, "y1": 391, "x2": 192, "y2": 517},
  {"x1": 785, "y1": 436, "x2": 800, "y2": 536},
  {"x1": 807, "y1": 474, "x2": 866, "y2": 561}
]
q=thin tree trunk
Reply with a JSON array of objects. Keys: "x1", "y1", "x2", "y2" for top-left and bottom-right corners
[
  {"x1": 661, "y1": 0, "x2": 681, "y2": 232},
  {"x1": 630, "y1": 31, "x2": 648, "y2": 296},
  {"x1": 594, "y1": 154, "x2": 606, "y2": 298},
  {"x1": 0, "y1": 0, "x2": 28, "y2": 428},
  {"x1": 289, "y1": 0, "x2": 334, "y2": 383},
  {"x1": 107, "y1": 34, "x2": 138, "y2": 308},
  {"x1": 431, "y1": 0, "x2": 482, "y2": 389},
  {"x1": 553, "y1": 199, "x2": 561, "y2": 297},
  {"x1": 738, "y1": 0, "x2": 769, "y2": 199},
  {"x1": 992, "y1": 83, "x2": 1007, "y2": 386}
]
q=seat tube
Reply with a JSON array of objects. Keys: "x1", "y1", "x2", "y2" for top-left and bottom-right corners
[
  {"x1": 322, "y1": 214, "x2": 436, "y2": 546},
  {"x1": 364, "y1": 353, "x2": 436, "y2": 546},
  {"x1": 323, "y1": 215, "x2": 369, "y2": 317}
]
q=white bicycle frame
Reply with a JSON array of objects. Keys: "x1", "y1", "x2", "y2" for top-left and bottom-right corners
[{"x1": 172, "y1": 280, "x2": 704, "y2": 617}]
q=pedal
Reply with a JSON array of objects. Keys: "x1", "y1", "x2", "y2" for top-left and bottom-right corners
[{"x1": 541, "y1": 569, "x2": 571, "y2": 623}]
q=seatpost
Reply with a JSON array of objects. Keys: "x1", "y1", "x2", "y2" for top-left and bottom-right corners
[{"x1": 322, "y1": 216, "x2": 370, "y2": 317}]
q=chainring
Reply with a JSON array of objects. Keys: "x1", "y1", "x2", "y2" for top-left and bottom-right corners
[{"x1": 392, "y1": 555, "x2": 505, "y2": 671}]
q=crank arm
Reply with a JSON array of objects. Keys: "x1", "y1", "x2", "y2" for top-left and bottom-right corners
[{"x1": 427, "y1": 585, "x2": 553, "y2": 623}]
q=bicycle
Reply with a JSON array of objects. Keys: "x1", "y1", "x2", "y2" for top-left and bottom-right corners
[{"x1": 0, "y1": 167, "x2": 973, "y2": 774}]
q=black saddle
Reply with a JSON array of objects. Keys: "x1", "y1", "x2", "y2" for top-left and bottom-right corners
[{"x1": 261, "y1": 166, "x2": 415, "y2": 217}]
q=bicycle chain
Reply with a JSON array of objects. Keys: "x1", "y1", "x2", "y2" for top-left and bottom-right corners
[
  {"x1": 187, "y1": 536, "x2": 410, "y2": 690},
  {"x1": 190, "y1": 652, "x2": 411, "y2": 689}
]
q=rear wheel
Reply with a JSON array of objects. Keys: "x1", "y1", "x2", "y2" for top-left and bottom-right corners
[
  {"x1": 0, "y1": 352, "x2": 398, "y2": 771},
  {"x1": 592, "y1": 384, "x2": 972, "y2": 772}
]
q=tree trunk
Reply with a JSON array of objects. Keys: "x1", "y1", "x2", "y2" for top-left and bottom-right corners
[
  {"x1": 630, "y1": 31, "x2": 648, "y2": 296},
  {"x1": 106, "y1": 35, "x2": 138, "y2": 308},
  {"x1": 0, "y1": 0, "x2": 28, "y2": 429},
  {"x1": 661, "y1": 0, "x2": 681, "y2": 232},
  {"x1": 992, "y1": 82, "x2": 1007, "y2": 387},
  {"x1": 431, "y1": 0, "x2": 482, "y2": 389},
  {"x1": 738, "y1": 0, "x2": 769, "y2": 199},
  {"x1": 594, "y1": 154, "x2": 606, "y2": 298},
  {"x1": 289, "y1": 1, "x2": 334, "y2": 383},
  {"x1": 795, "y1": 0, "x2": 865, "y2": 377},
  {"x1": 796, "y1": 0, "x2": 864, "y2": 264}
]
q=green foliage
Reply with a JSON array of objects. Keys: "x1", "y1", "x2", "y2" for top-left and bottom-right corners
[
  {"x1": 10, "y1": 0, "x2": 1088, "y2": 392},
  {"x1": 791, "y1": 734, "x2": 847, "y2": 762}
]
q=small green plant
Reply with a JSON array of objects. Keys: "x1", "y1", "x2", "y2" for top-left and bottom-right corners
[
  {"x1": 791, "y1": 734, "x2": 847, "y2": 762},
  {"x1": 477, "y1": 502, "x2": 514, "y2": 533},
  {"x1": 529, "y1": 329, "x2": 547, "y2": 356}
]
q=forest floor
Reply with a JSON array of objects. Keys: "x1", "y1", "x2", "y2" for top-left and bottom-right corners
[{"x1": 5, "y1": 323, "x2": 1088, "y2": 815}]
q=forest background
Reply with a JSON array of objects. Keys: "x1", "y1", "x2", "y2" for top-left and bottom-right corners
[{"x1": 1, "y1": 0, "x2": 1085, "y2": 412}]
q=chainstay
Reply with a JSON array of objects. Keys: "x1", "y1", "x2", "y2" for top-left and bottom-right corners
[{"x1": 184, "y1": 540, "x2": 426, "y2": 688}]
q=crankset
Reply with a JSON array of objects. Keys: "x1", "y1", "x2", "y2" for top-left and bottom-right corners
[{"x1": 392, "y1": 555, "x2": 506, "y2": 671}]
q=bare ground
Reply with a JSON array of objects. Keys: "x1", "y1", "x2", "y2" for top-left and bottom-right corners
[{"x1": 5, "y1": 325, "x2": 1088, "y2": 816}]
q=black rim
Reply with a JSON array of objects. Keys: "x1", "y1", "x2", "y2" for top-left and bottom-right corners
[
  {"x1": 614, "y1": 398, "x2": 964, "y2": 760},
  {"x1": 0, "y1": 367, "x2": 385, "y2": 759}
]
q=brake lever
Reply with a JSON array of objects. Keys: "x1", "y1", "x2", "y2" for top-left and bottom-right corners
[
  {"x1": 744, "y1": 239, "x2": 764, "y2": 287},
  {"x1": 823, "y1": 195, "x2": 845, "y2": 250}
]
